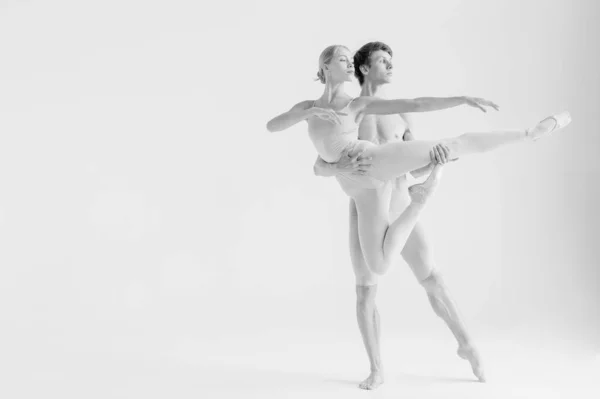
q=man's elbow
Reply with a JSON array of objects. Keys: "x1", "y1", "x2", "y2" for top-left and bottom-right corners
[{"x1": 411, "y1": 99, "x2": 424, "y2": 112}]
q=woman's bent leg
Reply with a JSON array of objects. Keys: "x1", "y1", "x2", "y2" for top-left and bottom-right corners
[
  {"x1": 353, "y1": 166, "x2": 444, "y2": 275},
  {"x1": 354, "y1": 190, "x2": 427, "y2": 275},
  {"x1": 364, "y1": 129, "x2": 528, "y2": 181}
]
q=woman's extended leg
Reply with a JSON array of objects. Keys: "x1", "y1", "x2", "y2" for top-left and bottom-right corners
[{"x1": 363, "y1": 112, "x2": 571, "y2": 182}]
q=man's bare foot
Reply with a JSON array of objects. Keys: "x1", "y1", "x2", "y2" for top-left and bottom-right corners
[
  {"x1": 457, "y1": 345, "x2": 486, "y2": 382},
  {"x1": 358, "y1": 370, "x2": 384, "y2": 390}
]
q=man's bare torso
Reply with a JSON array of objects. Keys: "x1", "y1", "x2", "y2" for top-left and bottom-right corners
[
  {"x1": 358, "y1": 111, "x2": 411, "y2": 187},
  {"x1": 358, "y1": 113, "x2": 407, "y2": 144}
]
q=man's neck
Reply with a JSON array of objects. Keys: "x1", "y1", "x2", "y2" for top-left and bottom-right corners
[{"x1": 360, "y1": 80, "x2": 385, "y2": 98}]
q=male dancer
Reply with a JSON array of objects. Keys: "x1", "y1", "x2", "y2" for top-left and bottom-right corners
[{"x1": 314, "y1": 42, "x2": 484, "y2": 390}]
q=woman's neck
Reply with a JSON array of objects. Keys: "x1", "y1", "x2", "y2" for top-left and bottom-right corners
[{"x1": 318, "y1": 81, "x2": 348, "y2": 105}]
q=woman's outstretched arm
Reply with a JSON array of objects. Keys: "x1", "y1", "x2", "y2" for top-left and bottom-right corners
[
  {"x1": 266, "y1": 100, "x2": 314, "y2": 132},
  {"x1": 267, "y1": 100, "x2": 347, "y2": 132},
  {"x1": 358, "y1": 96, "x2": 499, "y2": 116}
]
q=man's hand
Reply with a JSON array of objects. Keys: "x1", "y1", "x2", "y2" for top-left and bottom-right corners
[
  {"x1": 313, "y1": 151, "x2": 373, "y2": 177},
  {"x1": 430, "y1": 143, "x2": 452, "y2": 164},
  {"x1": 462, "y1": 97, "x2": 500, "y2": 113},
  {"x1": 338, "y1": 150, "x2": 373, "y2": 176},
  {"x1": 409, "y1": 143, "x2": 454, "y2": 180}
]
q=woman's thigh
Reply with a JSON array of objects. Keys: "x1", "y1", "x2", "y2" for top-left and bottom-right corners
[
  {"x1": 362, "y1": 139, "x2": 439, "y2": 181},
  {"x1": 334, "y1": 141, "x2": 388, "y2": 195}
]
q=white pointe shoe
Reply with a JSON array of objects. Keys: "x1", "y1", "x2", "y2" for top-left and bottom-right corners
[
  {"x1": 408, "y1": 163, "x2": 444, "y2": 204},
  {"x1": 527, "y1": 111, "x2": 572, "y2": 141}
]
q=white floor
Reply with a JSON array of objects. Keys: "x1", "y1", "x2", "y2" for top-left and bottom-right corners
[
  {"x1": 2, "y1": 327, "x2": 598, "y2": 399},
  {"x1": 193, "y1": 330, "x2": 598, "y2": 399}
]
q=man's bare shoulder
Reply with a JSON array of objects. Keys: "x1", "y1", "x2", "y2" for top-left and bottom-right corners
[{"x1": 351, "y1": 96, "x2": 377, "y2": 107}]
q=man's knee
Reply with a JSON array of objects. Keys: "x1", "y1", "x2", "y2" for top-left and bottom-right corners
[
  {"x1": 356, "y1": 284, "x2": 378, "y2": 308},
  {"x1": 420, "y1": 270, "x2": 445, "y2": 295},
  {"x1": 370, "y1": 257, "x2": 394, "y2": 276},
  {"x1": 355, "y1": 272, "x2": 379, "y2": 286}
]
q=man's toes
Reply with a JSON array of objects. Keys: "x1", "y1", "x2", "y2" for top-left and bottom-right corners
[{"x1": 359, "y1": 378, "x2": 372, "y2": 390}]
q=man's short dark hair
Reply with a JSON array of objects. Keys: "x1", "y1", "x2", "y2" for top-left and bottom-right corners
[{"x1": 353, "y1": 42, "x2": 393, "y2": 86}]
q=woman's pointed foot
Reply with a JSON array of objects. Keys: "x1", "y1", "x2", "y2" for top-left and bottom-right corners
[
  {"x1": 408, "y1": 163, "x2": 444, "y2": 204},
  {"x1": 457, "y1": 345, "x2": 486, "y2": 382},
  {"x1": 527, "y1": 111, "x2": 572, "y2": 141}
]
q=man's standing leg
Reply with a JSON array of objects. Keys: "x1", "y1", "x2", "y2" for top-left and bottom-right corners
[
  {"x1": 401, "y1": 222, "x2": 486, "y2": 382},
  {"x1": 349, "y1": 197, "x2": 385, "y2": 390}
]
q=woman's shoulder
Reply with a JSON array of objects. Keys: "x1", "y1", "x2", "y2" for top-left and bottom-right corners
[{"x1": 290, "y1": 99, "x2": 315, "y2": 111}]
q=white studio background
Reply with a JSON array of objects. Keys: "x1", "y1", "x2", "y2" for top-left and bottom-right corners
[{"x1": 0, "y1": 0, "x2": 599, "y2": 397}]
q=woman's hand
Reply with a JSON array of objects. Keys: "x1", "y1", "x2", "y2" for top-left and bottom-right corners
[{"x1": 310, "y1": 107, "x2": 343, "y2": 125}]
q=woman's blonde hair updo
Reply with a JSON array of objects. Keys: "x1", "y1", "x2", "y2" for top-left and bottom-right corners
[{"x1": 315, "y1": 44, "x2": 349, "y2": 84}]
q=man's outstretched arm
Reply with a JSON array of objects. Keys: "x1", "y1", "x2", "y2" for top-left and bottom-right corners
[{"x1": 359, "y1": 96, "x2": 500, "y2": 116}]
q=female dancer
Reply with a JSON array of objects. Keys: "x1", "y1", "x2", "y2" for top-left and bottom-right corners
[{"x1": 266, "y1": 44, "x2": 571, "y2": 276}]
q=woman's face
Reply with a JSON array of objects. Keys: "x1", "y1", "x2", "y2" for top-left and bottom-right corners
[{"x1": 324, "y1": 48, "x2": 354, "y2": 84}]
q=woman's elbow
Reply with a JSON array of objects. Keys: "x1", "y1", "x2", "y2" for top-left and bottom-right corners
[
  {"x1": 266, "y1": 121, "x2": 277, "y2": 132},
  {"x1": 313, "y1": 165, "x2": 321, "y2": 176}
]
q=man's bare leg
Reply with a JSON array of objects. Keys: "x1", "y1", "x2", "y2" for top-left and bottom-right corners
[
  {"x1": 349, "y1": 197, "x2": 385, "y2": 390},
  {"x1": 356, "y1": 285, "x2": 384, "y2": 389},
  {"x1": 402, "y1": 221, "x2": 486, "y2": 382}
]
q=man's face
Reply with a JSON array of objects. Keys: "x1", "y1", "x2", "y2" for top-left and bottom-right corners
[{"x1": 362, "y1": 50, "x2": 393, "y2": 84}]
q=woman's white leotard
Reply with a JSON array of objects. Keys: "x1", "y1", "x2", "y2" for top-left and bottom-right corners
[
  {"x1": 307, "y1": 99, "x2": 387, "y2": 194},
  {"x1": 307, "y1": 100, "x2": 356, "y2": 162}
]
